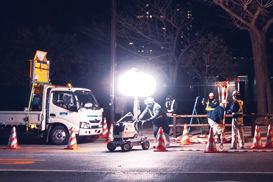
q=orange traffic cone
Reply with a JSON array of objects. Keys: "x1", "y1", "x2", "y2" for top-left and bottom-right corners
[
  {"x1": 154, "y1": 127, "x2": 168, "y2": 152},
  {"x1": 251, "y1": 125, "x2": 263, "y2": 149},
  {"x1": 6, "y1": 126, "x2": 20, "y2": 149},
  {"x1": 65, "y1": 127, "x2": 80, "y2": 150},
  {"x1": 105, "y1": 124, "x2": 113, "y2": 143},
  {"x1": 264, "y1": 124, "x2": 273, "y2": 148},
  {"x1": 100, "y1": 117, "x2": 109, "y2": 138},
  {"x1": 179, "y1": 124, "x2": 192, "y2": 145},
  {"x1": 204, "y1": 128, "x2": 218, "y2": 153}
]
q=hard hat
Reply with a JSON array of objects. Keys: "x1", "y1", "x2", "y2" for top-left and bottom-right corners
[
  {"x1": 166, "y1": 95, "x2": 173, "y2": 101},
  {"x1": 209, "y1": 92, "x2": 214, "y2": 97},
  {"x1": 144, "y1": 97, "x2": 154, "y2": 104},
  {"x1": 232, "y1": 91, "x2": 240, "y2": 98}
]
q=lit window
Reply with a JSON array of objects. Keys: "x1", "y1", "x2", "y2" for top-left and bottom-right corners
[
  {"x1": 146, "y1": 12, "x2": 149, "y2": 14},
  {"x1": 177, "y1": 8, "x2": 179, "y2": 11},
  {"x1": 162, "y1": 27, "x2": 166, "y2": 30},
  {"x1": 129, "y1": 42, "x2": 134, "y2": 45},
  {"x1": 146, "y1": 4, "x2": 149, "y2": 7},
  {"x1": 149, "y1": 15, "x2": 152, "y2": 18}
]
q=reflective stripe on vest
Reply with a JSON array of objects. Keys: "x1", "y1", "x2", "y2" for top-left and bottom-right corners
[
  {"x1": 205, "y1": 99, "x2": 216, "y2": 111},
  {"x1": 148, "y1": 102, "x2": 159, "y2": 117},
  {"x1": 232, "y1": 100, "x2": 243, "y2": 116},
  {"x1": 166, "y1": 99, "x2": 175, "y2": 113}
]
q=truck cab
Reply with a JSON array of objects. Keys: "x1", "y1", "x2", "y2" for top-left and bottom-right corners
[{"x1": 46, "y1": 85, "x2": 103, "y2": 144}]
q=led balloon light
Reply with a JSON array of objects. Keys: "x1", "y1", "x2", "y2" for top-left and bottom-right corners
[{"x1": 118, "y1": 68, "x2": 156, "y2": 97}]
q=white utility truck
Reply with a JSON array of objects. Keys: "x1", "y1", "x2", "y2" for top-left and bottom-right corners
[{"x1": 0, "y1": 51, "x2": 103, "y2": 144}]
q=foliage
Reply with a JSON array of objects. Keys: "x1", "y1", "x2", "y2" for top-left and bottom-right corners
[
  {"x1": 200, "y1": 0, "x2": 273, "y2": 114},
  {"x1": 83, "y1": 0, "x2": 198, "y2": 87},
  {"x1": 0, "y1": 25, "x2": 81, "y2": 85},
  {"x1": 185, "y1": 32, "x2": 238, "y2": 82}
]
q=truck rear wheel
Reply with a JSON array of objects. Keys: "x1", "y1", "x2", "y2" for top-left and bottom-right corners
[{"x1": 50, "y1": 125, "x2": 69, "y2": 145}]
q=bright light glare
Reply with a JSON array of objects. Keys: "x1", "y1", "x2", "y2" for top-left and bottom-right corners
[{"x1": 118, "y1": 68, "x2": 156, "y2": 97}]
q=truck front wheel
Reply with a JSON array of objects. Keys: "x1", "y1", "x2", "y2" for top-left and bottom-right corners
[{"x1": 50, "y1": 125, "x2": 69, "y2": 145}]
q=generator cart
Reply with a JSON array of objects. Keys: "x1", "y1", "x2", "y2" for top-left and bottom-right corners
[{"x1": 107, "y1": 112, "x2": 150, "y2": 152}]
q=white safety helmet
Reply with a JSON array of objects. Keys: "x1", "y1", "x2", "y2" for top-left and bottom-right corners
[
  {"x1": 232, "y1": 90, "x2": 240, "y2": 98},
  {"x1": 144, "y1": 97, "x2": 154, "y2": 104},
  {"x1": 209, "y1": 92, "x2": 214, "y2": 97}
]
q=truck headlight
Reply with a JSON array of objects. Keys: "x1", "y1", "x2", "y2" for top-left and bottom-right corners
[{"x1": 80, "y1": 122, "x2": 90, "y2": 129}]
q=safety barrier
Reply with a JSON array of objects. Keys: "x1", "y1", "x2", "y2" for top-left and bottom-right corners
[{"x1": 171, "y1": 113, "x2": 273, "y2": 138}]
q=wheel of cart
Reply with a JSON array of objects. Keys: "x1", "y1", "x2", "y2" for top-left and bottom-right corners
[
  {"x1": 121, "y1": 142, "x2": 131, "y2": 152},
  {"x1": 107, "y1": 141, "x2": 116, "y2": 152},
  {"x1": 141, "y1": 141, "x2": 150, "y2": 150}
]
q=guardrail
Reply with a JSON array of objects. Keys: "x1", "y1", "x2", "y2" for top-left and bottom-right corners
[{"x1": 172, "y1": 113, "x2": 273, "y2": 138}]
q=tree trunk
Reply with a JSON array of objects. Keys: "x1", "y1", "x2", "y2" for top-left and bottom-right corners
[{"x1": 249, "y1": 30, "x2": 273, "y2": 114}]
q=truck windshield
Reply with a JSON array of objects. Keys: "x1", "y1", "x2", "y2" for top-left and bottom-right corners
[{"x1": 75, "y1": 90, "x2": 100, "y2": 109}]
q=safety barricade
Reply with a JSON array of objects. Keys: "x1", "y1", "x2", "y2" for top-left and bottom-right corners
[{"x1": 171, "y1": 113, "x2": 273, "y2": 138}]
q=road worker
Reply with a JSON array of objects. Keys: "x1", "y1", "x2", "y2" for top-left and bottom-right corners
[
  {"x1": 227, "y1": 91, "x2": 246, "y2": 149},
  {"x1": 208, "y1": 100, "x2": 226, "y2": 143},
  {"x1": 164, "y1": 95, "x2": 177, "y2": 135},
  {"x1": 139, "y1": 97, "x2": 170, "y2": 148},
  {"x1": 202, "y1": 92, "x2": 218, "y2": 132}
]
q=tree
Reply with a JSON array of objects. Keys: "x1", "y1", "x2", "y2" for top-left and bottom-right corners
[
  {"x1": 83, "y1": 0, "x2": 198, "y2": 95},
  {"x1": 185, "y1": 32, "x2": 238, "y2": 95},
  {"x1": 0, "y1": 25, "x2": 81, "y2": 85},
  {"x1": 201, "y1": 0, "x2": 273, "y2": 115}
]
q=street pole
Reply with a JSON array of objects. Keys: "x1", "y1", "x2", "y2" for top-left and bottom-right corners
[{"x1": 110, "y1": 0, "x2": 117, "y2": 124}]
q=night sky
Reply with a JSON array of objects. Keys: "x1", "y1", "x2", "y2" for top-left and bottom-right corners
[
  {"x1": 0, "y1": 0, "x2": 111, "y2": 34},
  {"x1": 0, "y1": 0, "x2": 268, "y2": 112}
]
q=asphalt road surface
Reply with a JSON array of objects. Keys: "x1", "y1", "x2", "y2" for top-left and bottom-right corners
[{"x1": 1, "y1": 136, "x2": 273, "y2": 182}]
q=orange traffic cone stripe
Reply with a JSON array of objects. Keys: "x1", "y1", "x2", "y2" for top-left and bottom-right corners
[
  {"x1": 154, "y1": 127, "x2": 168, "y2": 152},
  {"x1": 105, "y1": 124, "x2": 113, "y2": 143},
  {"x1": 65, "y1": 127, "x2": 80, "y2": 150},
  {"x1": 251, "y1": 125, "x2": 263, "y2": 149},
  {"x1": 264, "y1": 124, "x2": 273, "y2": 148},
  {"x1": 204, "y1": 128, "x2": 218, "y2": 153},
  {"x1": 100, "y1": 117, "x2": 109, "y2": 138},
  {"x1": 180, "y1": 124, "x2": 192, "y2": 145},
  {"x1": 6, "y1": 126, "x2": 20, "y2": 149}
]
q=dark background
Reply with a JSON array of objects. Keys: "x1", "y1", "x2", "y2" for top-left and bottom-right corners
[{"x1": 0, "y1": 0, "x2": 270, "y2": 118}]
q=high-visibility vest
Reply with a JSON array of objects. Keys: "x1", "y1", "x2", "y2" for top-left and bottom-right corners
[
  {"x1": 148, "y1": 102, "x2": 163, "y2": 119},
  {"x1": 205, "y1": 99, "x2": 217, "y2": 111},
  {"x1": 165, "y1": 99, "x2": 176, "y2": 113},
  {"x1": 232, "y1": 99, "x2": 243, "y2": 117}
]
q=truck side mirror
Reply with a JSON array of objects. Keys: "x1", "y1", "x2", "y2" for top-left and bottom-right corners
[{"x1": 70, "y1": 105, "x2": 78, "y2": 112}]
